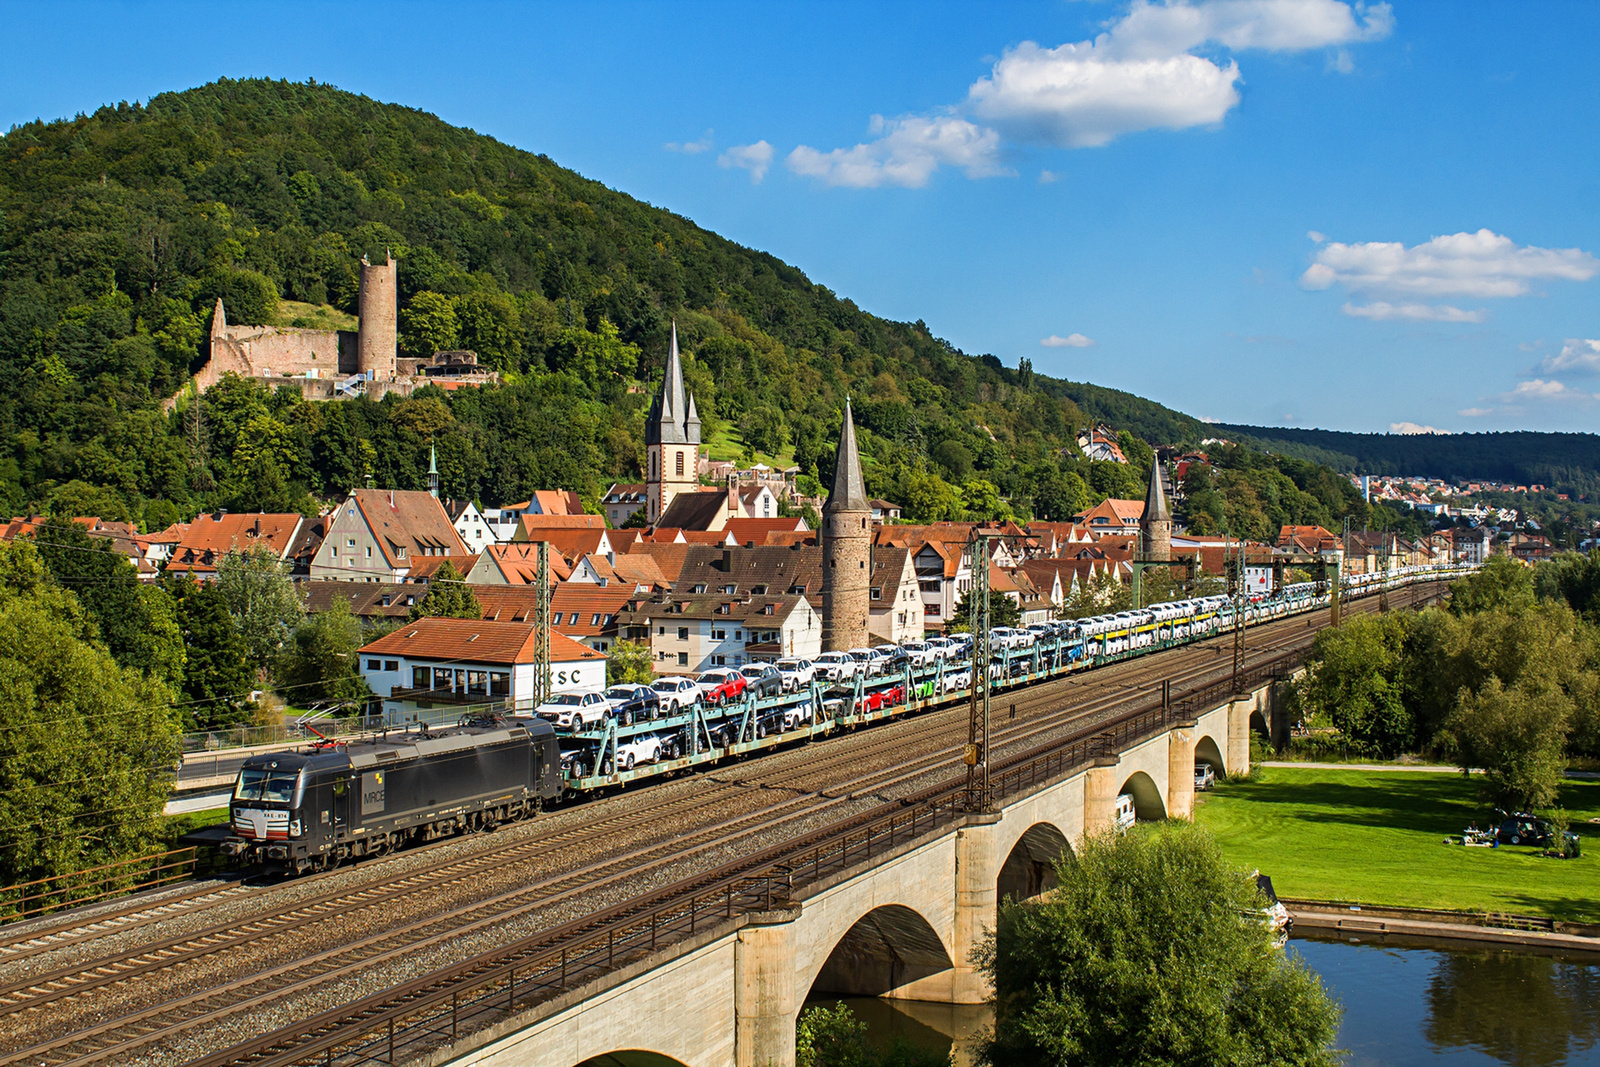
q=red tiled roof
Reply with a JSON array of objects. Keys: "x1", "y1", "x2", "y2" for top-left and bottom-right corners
[
  {"x1": 725, "y1": 517, "x2": 808, "y2": 546},
  {"x1": 358, "y1": 616, "x2": 603, "y2": 664},
  {"x1": 167, "y1": 512, "x2": 306, "y2": 573}
]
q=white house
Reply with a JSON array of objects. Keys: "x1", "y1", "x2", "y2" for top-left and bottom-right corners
[
  {"x1": 618, "y1": 594, "x2": 821, "y2": 674},
  {"x1": 309, "y1": 489, "x2": 467, "y2": 583},
  {"x1": 357, "y1": 617, "x2": 606, "y2": 726},
  {"x1": 443, "y1": 499, "x2": 498, "y2": 555}
]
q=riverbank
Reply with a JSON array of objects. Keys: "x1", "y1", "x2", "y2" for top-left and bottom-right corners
[{"x1": 1194, "y1": 766, "x2": 1600, "y2": 922}]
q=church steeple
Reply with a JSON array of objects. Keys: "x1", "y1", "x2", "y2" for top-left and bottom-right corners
[
  {"x1": 645, "y1": 322, "x2": 701, "y2": 524},
  {"x1": 428, "y1": 444, "x2": 440, "y2": 499}
]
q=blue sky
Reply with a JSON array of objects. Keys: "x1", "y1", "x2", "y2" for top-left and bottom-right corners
[{"x1": 3, "y1": 1, "x2": 1598, "y2": 434}]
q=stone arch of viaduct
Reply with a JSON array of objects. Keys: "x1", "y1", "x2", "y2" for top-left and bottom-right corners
[{"x1": 447, "y1": 686, "x2": 1269, "y2": 1067}]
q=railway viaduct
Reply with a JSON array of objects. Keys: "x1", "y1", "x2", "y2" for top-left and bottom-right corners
[{"x1": 438, "y1": 685, "x2": 1269, "y2": 1067}]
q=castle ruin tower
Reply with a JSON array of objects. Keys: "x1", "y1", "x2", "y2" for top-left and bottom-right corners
[
  {"x1": 822, "y1": 399, "x2": 872, "y2": 652},
  {"x1": 1141, "y1": 456, "x2": 1172, "y2": 562},
  {"x1": 357, "y1": 251, "x2": 398, "y2": 383},
  {"x1": 644, "y1": 323, "x2": 701, "y2": 524}
]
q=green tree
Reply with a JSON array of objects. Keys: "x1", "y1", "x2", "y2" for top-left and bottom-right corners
[
  {"x1": 951, "y1": 588, "x2": 1022, "y2": 632},
  {"x1": 409, "y1": 561, "x2": 482, "y2": 620},
  {"x1": 606, "y1": 638, "x2": 654, "y2": 685},
  {"x1": 1442, "y1": 677, "x2": 1569, "y2": 812},
  {"x1": 1536, "y1": 549, "x2": 1600, "y2": 620},
  {"x1": 30, "y1": 522, "x2": 185, "y2": 686},
  {"x1": 400, "y1": 291, "x2": 460, "y2": 356},
  {"x1": 275, "y1": 599, "x2": 371, "y2": 706},
  {"x1": 1450, "y1": 555, "x2": 1534, "y2": 617},
  {"x1": 0, "y1": 540, "x2": 181, "y2": 891},
  {"x1": 978, "y1": 824, "x2": 1341, "y2": 1067},
  {"x1": 215, "y1": 545, "x2": 305, "y2": 675},
  {"x1": 1294, "y1": 612, "x2": 1415, "y2": 757},
  {"x1": 903, "y1": 472, "x2": 961, "y2": 523},
  {"x1": 796, "y1": 1000, "x2": 947, "y2": 1067},
  {"x1": 168, "y1": 575, "x2": 255, "y2": 730}
]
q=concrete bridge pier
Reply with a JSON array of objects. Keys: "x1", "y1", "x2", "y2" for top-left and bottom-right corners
[
  {"x1": 1165, "y1": 723, "x2": 1196, "y2": 820},
  {"x1": 947, "y1": 813, "x2": 1000, "y2": 1005},
  {"x1": 1227, "y1": 697, "x2": 1252, "y2": 776},
  {"x1": 1084, "y1": 756, "x2": 1122, "y2": 834},
  {"x1": 735, "y1": 911, "x2": 802, "y2": 1067}
]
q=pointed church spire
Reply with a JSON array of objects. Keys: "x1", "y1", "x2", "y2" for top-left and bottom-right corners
[
  {"x1": 647, "y1": 321, "x2": 698, "y2": 445},
  {"x1": 1144, "y1": 456, "x2": 1170, "y2": 523},
  {"x1": 428, "y1": 444, "x2": 440, "y2": 498},
  {"x1": 825, "y1": 398, "x2": 869, "y2": 513}
]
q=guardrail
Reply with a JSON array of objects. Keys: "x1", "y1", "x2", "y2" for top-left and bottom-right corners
[
  {"x1": 0, "y1": 848, "x2": 198, "y2": 925},
  {"x1": 184, "y1": 646, "x2": 1316, "y2": 1066}
]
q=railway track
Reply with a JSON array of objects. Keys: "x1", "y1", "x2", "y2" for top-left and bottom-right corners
[{"x1": 0, "y1": 580, "x2": 1444, "y2": 1067}]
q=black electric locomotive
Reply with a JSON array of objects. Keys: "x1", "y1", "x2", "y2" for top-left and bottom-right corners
[{"x1": 223, "y1": 719, "x2": 562, "y2": 874}]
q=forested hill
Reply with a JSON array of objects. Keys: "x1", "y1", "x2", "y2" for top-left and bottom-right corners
[
  {"x1": 0, "y1": 77, "x2": 1222, "y2": 528},
  {"x1": 1217, "y1": 425, "x2": 1600, "y2": 495}
]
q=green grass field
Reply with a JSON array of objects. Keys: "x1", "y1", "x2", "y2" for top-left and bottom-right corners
[{"x1": 1194, "y1": 766, "x2": 1600, "y2": 922}]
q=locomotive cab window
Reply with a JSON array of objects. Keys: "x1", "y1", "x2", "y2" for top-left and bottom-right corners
[{"x1": 234, "y1": 767, "x2": 302, "y2": 804}]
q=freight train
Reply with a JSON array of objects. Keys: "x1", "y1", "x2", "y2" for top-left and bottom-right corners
[{"x1": 224, "y1": 563, "x2": 1468, "y2": 873}]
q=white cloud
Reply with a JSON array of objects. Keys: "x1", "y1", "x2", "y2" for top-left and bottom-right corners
[
  {"x1": 787, "y1": 115, "x2": 1005, "y2": 188},
  {"x1": 967, "y1": 40, "x2": 1241, "y2": 148},
  {"x1": 1102, "y1": 0, "x2": 1392, "y2": 58},
  {"x1": 1199, "y1": 415, "x2": 1222, "y2": 424},
  {"x1": 784, "y1": 1, "x2": 1391, "y2": 188},
  {"x1": 1307, "y1": 230, "x2": 1326, "y2": 243},
  {"x1": 1519, "y1": 340, "x2": 1544, "y2": 352},
  {"x1": 1504, "y1": 378, "x2": 1599, "y2": 402},
  {"x1": 1539, "y1": 338, "x2": 1600, "y2": 375},
  {"x1": 1458, "y1": 407, "x2": 1492, "y2": 417},
  {"x1": 1302, "y1": 229, "x2": 1599, "y2": 299},
  {"x1": 1390, "y1": 422, "x2": 1448, "y2": 435},
  {"x1": 1340, "y1": 301, "x2": 1486, "y2": 323},
  {"x1": 664, "y1": 130, "x2": 714, "y2": 154},
  {"x1": 1039, "y1": 169, "x2": 1060, "y2": 184},
  {"x1": 717, "y1": 141, "x2": 774, "y2": 183},
  {"x1": 1041, "y1": 333, "x2": 1097, "y2": 347}
]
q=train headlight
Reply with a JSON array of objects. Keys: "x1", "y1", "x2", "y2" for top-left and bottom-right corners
[{"x1": 290, "y1": 818, "x2": 303, "y2": 838}]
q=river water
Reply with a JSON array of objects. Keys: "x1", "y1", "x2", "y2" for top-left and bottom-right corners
[{"x1": 806, "y1": 933, "x2": 1600, "y2": 1065}]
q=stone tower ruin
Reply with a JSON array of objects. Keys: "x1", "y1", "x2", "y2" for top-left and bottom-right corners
[
  {"x1": 357, "y1": 251, "x2": 398, "y2": 383},
  {"x1": 822, "y1": 399, "x2": 872, "y2": 652}
]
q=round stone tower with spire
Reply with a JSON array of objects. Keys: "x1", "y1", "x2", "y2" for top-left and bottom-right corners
[
  {"x1": 356, "y1": 251, "x2": 398, "y2": 383},
  {"x1": 822, "y1": 400, "x2": 872, "y2": 652},
  {"x1": 1141, "y1": 456, "x2": 1172, "y2": 562},
  {"x1": 644, "y1": 323, "x2": 701, "y2": 524}
]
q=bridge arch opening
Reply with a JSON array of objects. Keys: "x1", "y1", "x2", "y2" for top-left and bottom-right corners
[
  {"x1": 998, "y1": 822, "x2": 1073, "y2": 902},
  {"x1": 1195, "y1": 734, "x2": 1226, "y2": 778},
  {"x1": 808, "y1": 903, "x2": 955, "y2": 1000},
  {"x1": 1120, "y1": 770, "x2": 1167, "y2": 821},
  {"x1": 574, "y1": 1052, "x2": 693, "y2": 1067}
]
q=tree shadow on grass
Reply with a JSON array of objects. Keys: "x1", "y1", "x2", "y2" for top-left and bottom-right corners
[{"x1": 1237, "y1": 775, "x2": 1600, "y2": 837}]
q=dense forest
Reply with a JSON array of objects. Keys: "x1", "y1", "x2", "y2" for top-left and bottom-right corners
[
  {"x1": 1219, "y1": 425, "x2": 1600, "y2": 499},
  {"x1": 0, "y1": 77, "x2": 1406, "y2": 540}
]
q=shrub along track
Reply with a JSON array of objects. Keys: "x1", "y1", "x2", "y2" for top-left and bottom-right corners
[{"x1": 0, "y1": 582, "x2": 1443, "y2": 1067}]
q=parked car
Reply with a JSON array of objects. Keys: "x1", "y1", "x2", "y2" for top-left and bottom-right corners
[
  {"x1": 922, "y1": 637, "x2": 960, "y2": 660},
  {"x1": 602, "y1": 684, "x2": 660, "y2": 726},
  {"x1": 534, "y1": 690, "x2": 610, "y2": 730},
  {"x1": 877, "y1": 647, "x2": 911, "y2": 674},
  {"x1": 899, "y1": 641, "x2": 939, "y2": 668},
  {"x1": 813, "y1": 651, "x2": 861, "y2": 683},
  {"x1": 616, "y1": 732, "x2": 666, "y2": 771},
  {"x1": 649, "y1": 676, "x2": 703, "y2": 714},
  {"x1": 782, "y1": 697, "x2": 815, "y2": 731},
  {"x1": 1495, "y1": 813, "x2": 1577, "y2": 848},
  {"x1": 847, "y1": 647, "x2": 889, "y2": 675},
  {"x1": 696, "y1": 667, "x2": 749, "y2": 706},
  {"x1": 739, "y1": 663, "x2": 785, "y2": 698},
  {"x1": 1194, "y1": 763, "x2": 1216, "y2": 791},
  {"x1": 940, "y1": 667, "x2": 972, "y2": 693},
  {"x1": 773, "y1": 657, "x2": 817, "y2": 691}
]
